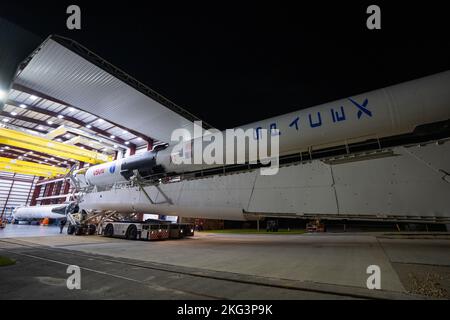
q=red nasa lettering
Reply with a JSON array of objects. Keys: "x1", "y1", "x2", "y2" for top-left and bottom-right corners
[{"x1": 93, "y1": 168, "x2": 105, "y2": 176}]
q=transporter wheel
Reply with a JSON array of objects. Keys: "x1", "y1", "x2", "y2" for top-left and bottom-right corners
[
  {"x1": 74, "y1": 226, "x2": 83, "y2": 235},
  {"x1": 126, "y1": 225, "x2": 138, "y2": 240},
  {"x1": 67, "y1": 224, "x2": 75, "y2": 235},
  {"x1": 87, "y1": 224, "x2": 96, "y2": 235},
  {"x1": 104, "y1": 223, "x2": 114, "y2": 237}
]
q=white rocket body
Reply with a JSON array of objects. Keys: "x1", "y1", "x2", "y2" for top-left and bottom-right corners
[
  {"x1": 13, "y1": 204, "x2": 68, "y2": 220},
  {"x1": 85, "y1": 71, "x2": 450, "y2": 187},
  {"x1": 85, "y1": 159, "x2": 128, "y2": 187}
]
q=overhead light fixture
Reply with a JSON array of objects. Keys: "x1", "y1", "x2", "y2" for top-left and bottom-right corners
[
  {"x1": 86, "y1": 124, "x2": 92, "y2": 129},
  {"x1": 50, "y1": 157, "x2": 54, "y2": 160},
  {"x1": 47, "y1": 120, "x2": 53, "y2": 125},
  {"x1": 113, "y1": 144, "x2": 118, "y2": 148},
  {"x1": 10, "y1": 111, "x2": 17, "y2": 116},
  {"x1": 137, "y1": 137, "x2": 143, "y2": 141},
  {"x1": 4, "y1": 146, "x2": 9, "y2": 149},
  {"x1": 44, "y1": 159, "x2": 48, "y2": 162},
  {"x1": 68, "y1": 107, "x2": 76, "y2": 112},
  {"x1": 57, "y1": 115, "x2": 64, "y2": 119},
  {"x1": 0, "y1": 90, "x2": 7, "y2": 101},
  {"x1": 64, "y1": 134, "x2": 71, "y2": 138},
  {"x1": 20, "y1": 104, "x2": 27, "y2": 108},
  {"x1": 28, "y1": 151, "x2": 33, "y2": 155},
  {"x1": 29, "y1": 95, "x2": 38, "y2": 101},
  {"x1": 37, "y1": 126, "x2": 44, "y2": 130},
  {"x1": 2, "y1": 118, "x2": 9, "y2": 123},
  {"x1": 110, "y1": 135, "x2": 115, "y2": 139},
  {"x1": 56, "y1": 138, "x2": 62, "y2": 142},
  {"x1": 39, "y1": 161, "x2": 43, "y2": 164},
  {"x1": 122, "y1": 130, "x2": 128, "y2": 134},
  {"x1": 125, "y1": 141, "x2": 130, "y2": 145},
  {"x1": 98, "y1": 118, "x2": 104, "y2": 123}
]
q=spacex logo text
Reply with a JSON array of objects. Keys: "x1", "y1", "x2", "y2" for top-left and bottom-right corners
[{"x1": 260, "y1": 97, "x2": 373, "y2": 138}]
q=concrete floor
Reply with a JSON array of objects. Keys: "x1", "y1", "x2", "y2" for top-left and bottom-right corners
[
  {"x1": 0, "y1": 224, "x2": 62, "y2": 238},
  {"x1": 1, "y1": 224, "x2": 449, "y2": 299},
  {"x1": 1, "y1": 241, "x2": 352, "y2": 299}
]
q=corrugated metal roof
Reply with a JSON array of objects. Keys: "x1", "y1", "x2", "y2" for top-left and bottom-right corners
[
  {"x1": 14, "y1": 37, "x2": 203, "y2": 144},
  {"x1": 1, "y1": 87, "x2": 145, "y2": 153}
]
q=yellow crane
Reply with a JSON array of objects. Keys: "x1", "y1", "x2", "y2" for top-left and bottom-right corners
[
  {"x1": 0, "y1": 157, "x2": 69, "y2": 178},
  {"x1": 0, "y1": 127, "x2": 113, "y2": 164}
]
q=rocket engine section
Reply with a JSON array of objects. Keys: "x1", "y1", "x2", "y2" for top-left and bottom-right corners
[{"x1": 85, "y1": 151, "x2": 161, "y2": 187}]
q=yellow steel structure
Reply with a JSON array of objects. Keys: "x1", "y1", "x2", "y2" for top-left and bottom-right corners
[
  {"x1": 0, "y1": 127, "x2": 112, "y2": 164},
  {"x1": 44, "y1": 126, "x2": 67, "y2": 140},
  {"x1": 0, "y1": 157, "x2": 69, "y2": 178},
  {"x1": 0, "y1": 164, "x2": 56, "y2": 178}
]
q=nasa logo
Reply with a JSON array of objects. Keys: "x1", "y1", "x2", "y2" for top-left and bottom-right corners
[
  {"x1": 93, "y1": 168, "x2": 105, "y2": 176},
  {"x1": 109, "y1": 165, "x2": 116, "y2": 174}
]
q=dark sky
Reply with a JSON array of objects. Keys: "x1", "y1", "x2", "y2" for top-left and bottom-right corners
[{"x1": 1, "y1": 1, "x2": 449, "y2": 129}]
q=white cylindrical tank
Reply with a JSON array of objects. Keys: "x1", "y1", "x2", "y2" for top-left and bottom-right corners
[
  {"x1": 85, "y1": 71, "x2": 450, "y2": 186},
  {"x1": 157, "y1": 70, "x2": 450, "y2": 171},
  {"x1": 85, "y1": 158, "x2": 127, "y2": 187},
  {"x1": 85, "y1": 151, "x2": 158, "y2": 186},
  {"x1": 13, "y1": 204, "x2": 68, "y2": 220}
]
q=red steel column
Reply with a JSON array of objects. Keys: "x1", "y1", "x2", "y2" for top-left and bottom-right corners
[
  {"x1": 52, "y1": 180, "x2": 63, "y2": 204},
  {"x1": 1, "y1": 174, "x2": 16, "y2": 216},
  {"x1": 147, "y1": 139, "x2": 154, "y2": 151},
  {"x1": 43, "y1": 182, "x2": 55, "y2": 205},
  {"x1": 61, "y1": 180, "x2": 71, "y2": 203},
  {"x1": 129, "y1": 145, "x2": 136, "y2": 156},
  {"x1": 30, "y1": 177, "x2": 44, "y2": 206}
]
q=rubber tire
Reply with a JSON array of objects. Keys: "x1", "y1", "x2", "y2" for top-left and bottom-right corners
[
  {"x1": 74, "y1": 226, "x2": 83, "y2": 235},
  {"x1": 67, "y1": 224, "x2": 75, "y2": 235},
  {"x1": 88, "y1": 224, "x2": 96, "y2": 235},
  {"x1": 126, "y1": 224, "x2": 138, "y2": 240},
  {"x1": 104, "y1": 223, "x2": 114, "y2": 237}
]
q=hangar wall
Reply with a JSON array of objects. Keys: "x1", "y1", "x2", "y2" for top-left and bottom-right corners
[{"x1": 0, "y1": 172, "x2": 37, "y2": 219}]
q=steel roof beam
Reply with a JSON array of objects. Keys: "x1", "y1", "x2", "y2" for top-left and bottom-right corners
[
  {"x1": 0, "y1": 143, "x2": 69, "y2": 163},
  {"x1": 0, "y1": 110, "x2": 59, "y2": 129},
  {"x1": 7, "y1": 97, "x2": 137, "y2": 148},
  {"x1": 0, "y1": 156, "x2": 68, "y2": 175},
  {"x1": 0, "y1": 149, "x2": 70, "y2": 166},
  {"x1": 0, "y1": 163, "x2": 61, "y2": 178},
  {"x1": 12, "y1": 83, "x2": 155, "y2": 146},
  {"x1": 0, "y1": 127, "x2": 112, "y2": 164}
]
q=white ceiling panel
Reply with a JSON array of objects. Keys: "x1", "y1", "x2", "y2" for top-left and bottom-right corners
[{"x1": 14, "y1": 36, "x2": 209, "y2": 144}]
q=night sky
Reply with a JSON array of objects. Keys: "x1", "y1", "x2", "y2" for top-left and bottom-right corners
[{"x1": 1, "y1": 1, "x2": 449, "y2": 129}]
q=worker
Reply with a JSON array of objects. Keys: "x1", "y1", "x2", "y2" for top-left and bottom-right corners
[{"x1": 59, "y1": 218, "x2": 67, "y2": 234}]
